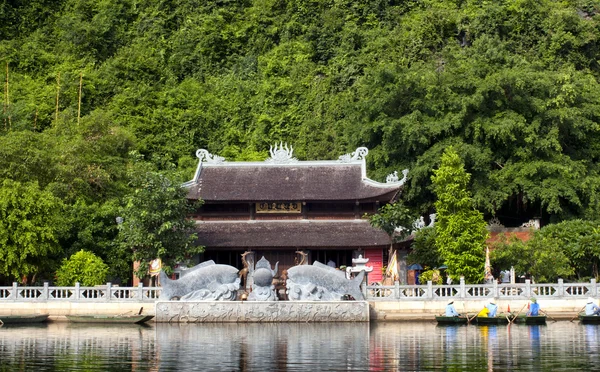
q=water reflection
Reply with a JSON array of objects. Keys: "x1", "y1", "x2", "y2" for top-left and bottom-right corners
[
  {"x1": 0, "y1": 322, "x2": 157, "y2": 371},
  {"x1": 155, "y1": 322, "x2": 369, "y2": 371},
  {"x1": 1, "y1": 321, "x2": 600, "y2": 371}
]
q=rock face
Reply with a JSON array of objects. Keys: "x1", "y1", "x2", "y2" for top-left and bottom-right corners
[
  {"x1": 158, "y1": 260, "x2": 240, "y2": 301},
  {"x1": 286, "y1": 261, "x2": 365, "y2": 301},
  {"x1": 247, "y1": 257, "x2": 279, "y2": 301}
]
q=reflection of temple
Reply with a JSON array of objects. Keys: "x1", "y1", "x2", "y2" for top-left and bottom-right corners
[{"x1": 183, "y1": 145, "x2": 408, "y2": 283}]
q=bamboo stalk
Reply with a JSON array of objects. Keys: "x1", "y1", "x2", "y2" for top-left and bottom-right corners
[
  {"x1": 570, "y1": 305, "x2": 586, "y2": 322},
  {"x1": 4, "y1": 61, "x2": 8, "y2": 130},
  {"x1": 540, "y1": 309, "x2": 557, "y2": 322},
  {"x1": 467, "y1": 312, "x2": 478, "y2": 324},
  {"x1": 509, "y1": 304, "x2": 527, "y2": 324},
  {"x1": 77, "y1": 72, "x2": 82, "y2": 125},
  {"x1": 6, "y1": 62, "x2": 9, "y2": 129},
  {"x1": 55, "y1": 72, "x2": 60, "y2": 125},
  {"x1": 3, "y1": 64, "x2": 5, "y2": 130}
]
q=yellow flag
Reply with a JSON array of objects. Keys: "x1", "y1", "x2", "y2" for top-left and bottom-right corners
[{"x1": 385, "y1": 250, "x2": 399, "y2": 281}]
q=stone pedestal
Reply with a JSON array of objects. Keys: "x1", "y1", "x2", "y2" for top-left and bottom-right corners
[{"x1": 155, "y1": 301, "x2": 369, "y2": 322}]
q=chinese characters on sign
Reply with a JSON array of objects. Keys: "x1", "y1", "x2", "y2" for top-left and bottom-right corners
[{"x1": 256, "y1": 202, "x2": 301, "y2": 213}]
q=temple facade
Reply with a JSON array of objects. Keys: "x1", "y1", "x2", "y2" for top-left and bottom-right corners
[{"x1": 182, "y1": 144, "x2": 409, "y2": 285}]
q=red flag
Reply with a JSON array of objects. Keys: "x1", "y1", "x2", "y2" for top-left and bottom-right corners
[{"x1": 508, "y1": 305, "x2": 511, "y2": 313}]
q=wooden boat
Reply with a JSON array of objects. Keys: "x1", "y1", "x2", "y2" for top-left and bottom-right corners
[
  {"x1": 66, "y1": 314, "x2": 154, "y2": 324},
  {"x1": 578, "y1": 313, "x2": 600, "y2": 324},
  {"x1": 0, "y1": 314, "x2": 49, "y2": 324},
  {"x1": 513, "y1": 315, "x2": 547, "y2": 325},
  {"x1": 435, "y1": 315, "x2": 468, "y2": 325},
  {"x1": 475, "y1": 315, "x2": 510, "y2": 325}
]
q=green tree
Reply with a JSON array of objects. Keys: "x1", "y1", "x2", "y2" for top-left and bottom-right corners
[
  {"x1": 3, "y1": 0, "x2": 600, "y2": 282},
  {"x1": 115, "y1": 159, "x2": 202, "y2": 279},
  {"x1": 431, "y1": 147, "x2": 488, "y2": 283},
  {"x1": 368, "y1": 199, "x2": 416, "y2": 242},
  {"x1": 0, "y1": 179, "x2": 68, "y2": 284},
  {"x1": 530, "y1": 220, "x2": 600, "y2": 280},
  {"x1": 490, "y1": 231, "x2": 573, "y2": 283},
  {"x1": 54, "y1": 250, "x2": 109, "y2": 286},
  {"x1": 407, "y1": 226, "x2": 441, "y2": 270},
  {"x1": 419, "y1": 268, "x2": 443, "y2": 285},
  {"x1": 62, "y1": 198, "x2": 130, "y2": 282}
]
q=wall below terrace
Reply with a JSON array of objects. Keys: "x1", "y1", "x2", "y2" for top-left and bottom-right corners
[
  {"x1": 1, "y1": 298, "x2": 592, "y2": 322},
  {"x1": 0, "y1": 302, "x2": 151, "y2": 321},
  {"x1": 370, "y1": 298, "x2": 590, "y2": 321}
]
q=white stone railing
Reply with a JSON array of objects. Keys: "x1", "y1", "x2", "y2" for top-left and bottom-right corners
[
  {"x1": 365, "y1": 278, "x2": 599, "y2": 301},
  {"x1": 0, "y1": 282, "x2": 160, "y2": 302},
  {"x1": 1, "y1": 279, "x2": 596, "y2": 302}
]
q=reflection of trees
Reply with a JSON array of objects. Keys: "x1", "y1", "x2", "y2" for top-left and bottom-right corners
[
  {"x1": 3, "y1": 322, "x2": 600, "y2": 370},
  {"x1": 368, "y1": 322, "x2": 598, "y2": 371},
  {"x1": 0, "y1": 323, "x2": 157, "y2": 371}
]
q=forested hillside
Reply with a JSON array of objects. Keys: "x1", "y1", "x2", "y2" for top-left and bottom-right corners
[{"x1": 1, "y1": 0, "x2": 600, "y2": 283}]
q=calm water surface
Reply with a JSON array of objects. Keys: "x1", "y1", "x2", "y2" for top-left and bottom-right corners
[{"x1": 0, "y1": 321, "x2": 599, "y2": 371}]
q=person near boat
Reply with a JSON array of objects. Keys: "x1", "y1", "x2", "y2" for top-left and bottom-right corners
[
  {"x1": 527, "y1": 298, "x2": 540, "y2": 316},
  {"x1": 445, "y1": 300, "x2": 460, "y2": 317},
  {"x1": 477, "y1": 306, "x2": 490, "y2": 317},
  {"x1": 585, "y1": 297, "x2": 600, "y2": 316},
  {"x1": 486, "y1": 299, "x2": 498, "y2": 317}
]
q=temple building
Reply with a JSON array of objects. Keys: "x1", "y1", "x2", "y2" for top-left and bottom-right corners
[{"x1": 182, "y1": 144, "x2": 409, "y2": 284}]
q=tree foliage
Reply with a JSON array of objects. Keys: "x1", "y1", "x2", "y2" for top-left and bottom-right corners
[
  {"x1": 369, "y1": 199, "x2": 416, "y2": 242},
  {"x1": 407, "y1": 226, "x2": 441, "y2": 270},
  {"x1": 491, "y1": 220, "x2": 600, "y2": 282},
  {"x1": 115, "y1": 159, "x2": 202, "y2": 278},
  {"x1": 0, "y1": 179, "x2": 68, "y2": 284},
  {"x1": 542, "y1": 220, "x2": 600, "y2": 280},
  {"x1": 490, "y1": 231, "x2": 574, "y2": 283},
  {"x1": 54, "y1": 250, "x2": 109, "y2": 286},
  {"x1": 1, "y1": 0, "x2": 600, "y2": 280},
  {"x1": 432, "y1": 147, "x2": 488, "y2": 283}
]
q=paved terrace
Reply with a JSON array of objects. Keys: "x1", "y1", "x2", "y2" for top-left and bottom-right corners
[{"x1": 0, "y1": 279, "x2": 596, "y2": 321}]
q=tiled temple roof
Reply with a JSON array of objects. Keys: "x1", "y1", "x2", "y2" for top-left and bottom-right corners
[
  {"x1": 193, "y1": 220, "x2": 392, "y2": 248},
  {"x1": 184, "y1": 146, "x2": 408, "y2": 202}
]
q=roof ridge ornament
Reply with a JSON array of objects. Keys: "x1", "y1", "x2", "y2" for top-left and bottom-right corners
[
  {"x1": 428, "y1": 213, "x2": 436, "y2": 227},
  {"x1": 386, "y1": 169, "x2": 409, "y2": 185},
  {"x1": 486, "y1": 217, "x2": 505, "y2": 232},
  {"x1": 487, "y1": 217, "x2": 504, "y2": 228},
  {"x1": 338, "y1": 147, "x2": 368, "y2": 163},
  {"x1": 265, "y1": 142, "x2": 298, "y2": 164},
  {"x1": 196, "y1": 149, "x2": 225, "y2": 164}
]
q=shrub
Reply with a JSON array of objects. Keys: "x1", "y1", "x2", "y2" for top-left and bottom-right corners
[
  {"x1": 55, "y1": 250, "x2": 109, "y2": 286},
  {"x1": 419, "y1": 269, "x2": 443, "y2": 285}
]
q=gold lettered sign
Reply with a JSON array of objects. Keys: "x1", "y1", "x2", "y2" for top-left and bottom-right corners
[{"x1": 256, "y1": 202, "x2": 301, "y2": 214}]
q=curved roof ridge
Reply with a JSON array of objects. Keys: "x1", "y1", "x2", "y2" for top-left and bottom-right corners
[{"x1": 184, "y1": 146, "x2": 409, "y2": 201}]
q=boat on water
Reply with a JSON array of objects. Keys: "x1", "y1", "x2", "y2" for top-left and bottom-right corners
[
  {"x1": 475, "y1": 315, "x2": 510, "y2": 325},
  {"x1": 513, "y1": 315, "x2": 547, "y2": 325},
  {"x1": 435, "y1": 316, "x2": 468, "y2": 325},
  {"x1": 0, "y1": 314, "x2": 49, "y2": 324},
  {"x1": 578, "y1": 313, "x2": 600, "y2": 324},
  {"x1": 65, "y1": 314, "x2": 154, "y2": 324}
]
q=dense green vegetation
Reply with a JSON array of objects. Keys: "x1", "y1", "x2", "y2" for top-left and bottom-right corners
[
  {"x1": 432, "y1": 147, "x2": 488, "y2": 283},
  {"x1": 1, "y1": 0, "x2": 600, "y2": 284},
  {"x1": 491, "y1": 219, "x2": 600, "y2": 282},
  {"x1": 55, "y1": 250, "x2": 109, "y2": 286},
  {"x1": 115, "y1": 162, "x2": 202, "y2": 280}
]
